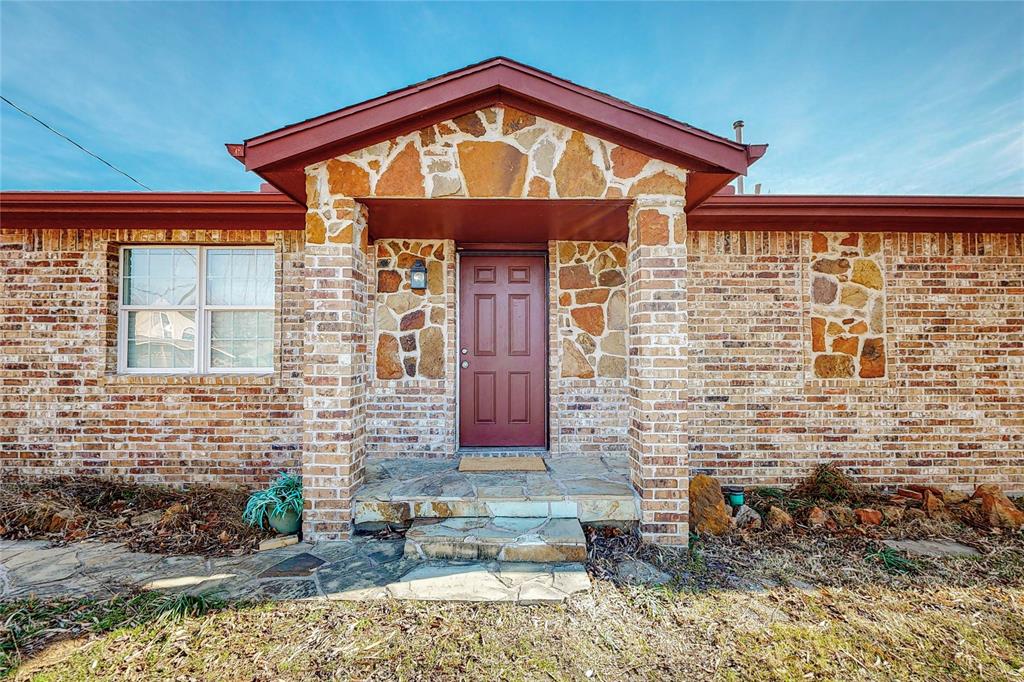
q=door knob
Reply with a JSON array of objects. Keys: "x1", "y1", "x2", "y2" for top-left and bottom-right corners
[{"x1": 461, "y1": 360, "x2": 470, "y2": 369}]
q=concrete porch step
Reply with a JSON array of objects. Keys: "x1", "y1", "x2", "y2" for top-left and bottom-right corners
[{"x1": 403, "y1": 517, "x2": 588, "y2": 563}]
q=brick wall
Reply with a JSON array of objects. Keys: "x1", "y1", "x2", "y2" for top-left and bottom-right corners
[
  {"x1": 0, "y1": 227, "x2": 304, "y2": 487},
  {"x1": 2, "y1": 222, "x2": 1020, "y2": 513},
  {"x1": 687, "y1": 230, "x2": 1024, "y2": 492}
]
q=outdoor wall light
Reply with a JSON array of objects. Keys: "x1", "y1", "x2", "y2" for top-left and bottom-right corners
[{"x1": 409, "y1": 259, "x2": 427, "y2": 290}]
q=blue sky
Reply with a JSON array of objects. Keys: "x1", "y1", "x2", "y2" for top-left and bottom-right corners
[{"x1": 2, "y1": 2, "x2": 1022, "y2": 195}]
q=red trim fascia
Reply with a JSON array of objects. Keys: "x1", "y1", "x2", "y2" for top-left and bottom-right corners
[
  {"x1": 242, "y1": 58, "x2": 757, "y2": 176},
  {"x1": 0, "y1": 192, "x2": 306, "y2": 230},
  {"x1": 688, "y1": 195, "x2": 1024, "y2": 232}
]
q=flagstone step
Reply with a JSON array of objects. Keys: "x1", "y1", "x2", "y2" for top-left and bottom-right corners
[
  {"x1": 404, "y1": 517, "x2": 588, "y2": 562},
  {"x1": 353, "y1": 456, "x2": 640, "y2": 527}
]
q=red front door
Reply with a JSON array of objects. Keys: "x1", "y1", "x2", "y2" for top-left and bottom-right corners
[{"x1": 459, "y1": 254, "x2": 547, "y2": 447}]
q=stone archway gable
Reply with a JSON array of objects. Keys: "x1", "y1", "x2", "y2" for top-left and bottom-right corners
[{"x1": 305, "y1": 106, "x2": 689, "y2": 201}]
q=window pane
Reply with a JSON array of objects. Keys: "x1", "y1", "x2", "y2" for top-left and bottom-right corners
[
  {"x1": 125, "y1": 310, "x2": 195, "y2": 369},
  {"x1": 123, "y1": 248, "x2": 196, "y2": 305},
  {"x1": 206, "y1": 248, "x2": 273, "y2": 306},
  {"x1": 209, "y1": 310, "x2": 273, "y2": 369}
]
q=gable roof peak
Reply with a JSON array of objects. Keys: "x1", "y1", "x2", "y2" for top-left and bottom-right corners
[{"x1": 234, "y1": 57, "x2": 766, "y2": 208}]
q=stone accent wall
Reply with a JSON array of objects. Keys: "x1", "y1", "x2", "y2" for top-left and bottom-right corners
[
  {"x1": 306, "y1": 106, "x2": 687, "y2": 200},
  {"x1": 688, "y1": 230, "x2": 1024, "y2": 492},
  {"x1": 0, "y1": 227, "x2": 304, "y2": 487},
  {"x1": 548, "y1": 241, "x2": 629, "y2": 457},
  {"x1": 810, "y1": 232, "x2": 887, "y2": 379},
  {"x1": 365, "y1": 239, "x2": 457, "y2": 458},
  {"x1": 301, "y1": 196, "x2": 370, "y2": 540},
  {"x1": 626, "y1": 196, "x2": 691, "y2": 544}
]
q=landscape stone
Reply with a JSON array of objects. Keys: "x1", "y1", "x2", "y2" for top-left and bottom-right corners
[
  {"x1": 732, "y1": 505, "x2": 762, "y2": 531},
  {"x1": 854, "y1": 508, "x2": 882, "y2": 525},
  {"x1": 970, "y1": 484, "x2": 1024, "y2": 529},
  {"x1": 259, "y1": 535, "x2": 299, "y2": 552},
  {"x1": 806, "y1": 506, "x2": 828, "y2": 528},
  {"x1": 829, "y1": 505, "x2": 856, "y2": 528},
  {"x1": 615, "y1": 560, "x2": 672, "y2": 586},
  {"x1": 880, "y1": 505, "x2": 904, "y2": 523},
  {"x1": 689, "y1": 474, "x2": 732, "y2": 536},
  {"x1": 765, "y1": 506, "x2": 794, "y2": 531},
  {"x1": 883, "y1": 539, "x2": 981, "y2": 559}
]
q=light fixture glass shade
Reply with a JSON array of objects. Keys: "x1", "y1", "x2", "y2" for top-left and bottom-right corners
[{"x1": 409, "y1": 259, "x2": 427, "y2": 290}]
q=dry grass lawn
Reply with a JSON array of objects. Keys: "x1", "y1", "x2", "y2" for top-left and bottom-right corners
[{"x1": 5, "y1": 532, "x2": 1022, "y2": 681}]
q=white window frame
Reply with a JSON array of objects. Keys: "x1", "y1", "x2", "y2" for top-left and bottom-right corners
[{"x1": 117, "y1": 245, "x2": 275, "y2": 375}]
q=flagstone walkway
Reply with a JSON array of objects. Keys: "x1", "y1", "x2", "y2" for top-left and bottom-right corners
[{"x1": 0, "y1": 539, "x2": 591, "y2": 604}]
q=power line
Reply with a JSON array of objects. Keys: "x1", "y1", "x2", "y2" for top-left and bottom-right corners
[{"x1": 1, "y1": 94, "x2": 152, "y2": 190}]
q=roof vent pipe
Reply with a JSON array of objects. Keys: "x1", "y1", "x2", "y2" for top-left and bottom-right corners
[{"x1": 733, "y1": 120, "x2": 745, "y2": 195}]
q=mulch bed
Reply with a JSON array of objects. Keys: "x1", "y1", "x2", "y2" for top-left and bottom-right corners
[
  {"x1": 0, "y1": 476, "x2": 272, "y2": 556},
  {"x1": 587, "y1": 463, "x2": 1024, "y2": 589}
]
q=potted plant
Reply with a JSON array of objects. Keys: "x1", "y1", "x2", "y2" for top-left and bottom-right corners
[{"x1": 243, "y1": 472, "x2": 303, "y2": 535}]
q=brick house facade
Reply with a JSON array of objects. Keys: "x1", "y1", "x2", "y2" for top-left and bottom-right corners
[{"x1": 2, "y1": 59, "x2": 1022, "y2": 544}]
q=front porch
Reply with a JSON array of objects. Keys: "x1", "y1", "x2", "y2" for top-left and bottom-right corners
[
  {"x1": 247, "y1": 60, "x2": 766, "y2": 544},
  {"x1": 353, "y1": 455, "x2": 640, "y2": 527}
]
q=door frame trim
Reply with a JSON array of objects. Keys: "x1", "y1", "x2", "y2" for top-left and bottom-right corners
[{"x1": 455, "y1": 249, "x2": 550, "y2": 450}]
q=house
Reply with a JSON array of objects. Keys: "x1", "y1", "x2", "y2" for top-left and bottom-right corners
[{"x1": 2, "y1": 57, "x2": 1022, "y2": 546}]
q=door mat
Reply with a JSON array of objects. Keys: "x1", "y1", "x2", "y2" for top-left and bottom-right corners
[{"x1": 458, "y1": 456, "x2": 547, "y2": 473}]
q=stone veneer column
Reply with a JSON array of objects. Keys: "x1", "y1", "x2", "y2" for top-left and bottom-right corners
[
  {"x1": 301, "y1": 192, "x2": 370, "y2": 541},
  {"x1": 626, "y1": 195, "x2": 689, "y2": 544}
]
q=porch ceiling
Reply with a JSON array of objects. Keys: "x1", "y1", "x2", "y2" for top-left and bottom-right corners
[{"x1": 362, "y1": 198, "x2": 632, "y2": 243}]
